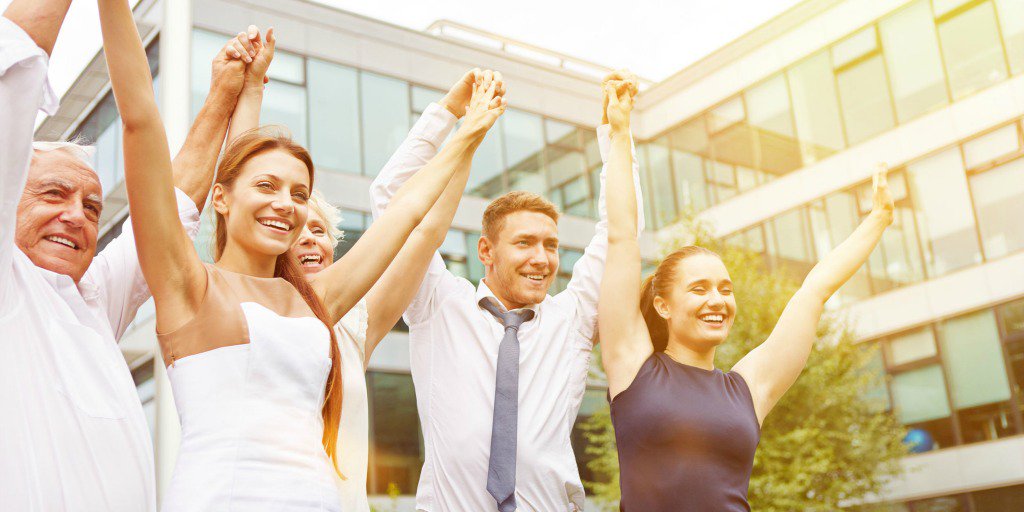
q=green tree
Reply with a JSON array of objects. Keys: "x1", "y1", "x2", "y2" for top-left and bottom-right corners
[{"x1": 582, "y1": 219, "x2": 907, "y2": 511}]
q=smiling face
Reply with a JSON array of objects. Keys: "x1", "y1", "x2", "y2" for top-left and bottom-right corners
[
  {"x1": 479, "y1": 210, "x2": 560, "y2": 309},
  {"x1": 656, "y1": 254, "x2": 737, "y2": 350},
  {"x1": 213, "y1": 149, "x2": 311, "y2": 260},
  {"x1": 290, "y1": 207, "x2": 334, "y2": 275},
  {"x1": 15, "y1": 150, "x2": 103, "y2": 282}
]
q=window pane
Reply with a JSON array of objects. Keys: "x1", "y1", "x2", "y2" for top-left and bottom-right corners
[
  {"x1": 190, "y1": 30, "x2": 226, "y2": 118},
  {"x1": 887, "y1": 328, "x2": 938, "y2": 366},
  {"x1": 466, "y1": 232, "x2": 484, "y2": 283},
  {"x1": 503, "y1": 110, "x2": 546, "y2": 195},
  {"x1": 360, "y1": 72, "x2": 410, "y2": 176},
  {"x1": 891, "y1": 364, "x2": 951, "y2": 424},
  {"x1": 770, "y1": 208, "x2": 815, "y2": 280},
  {"x1": 788, "y1": 51, "x2": 846, "y2": 163},
  {"x1": 833, "y1": 27, "x2": 879, "y2": 68},
  {"x1": 95, "y1": 118, "x2": 120, "y2": 194},
  {"x1": 266, "y1": 50, "x2": 304, "y2": 84},
  {"x1": 880, "y1": 0, "x2": 949, "y2": 122},
  {"x1": 307, "y1": 60, "x2": 361, "y2": 174},
  {"x1": 745, "y1": 74, "x2": 802, "y2": 174},
  {"x1": 963, "y1": 124, "x2": 1020, "y2": 168},
  {"x1": 643, "y1": 139, "x2": 676, "y2": 228},
  {"x1": 709, "y1": 97, "x2": 759, "y2": 174},
  {"x1": 671, "y1": 150, "x2": 708, "y2": 212},
  {"x1": 970, "y1": 157, "x2": 1024, "y2": 258},
  {"x1": 836, "y1": 55, "x2": 896, "y2": 144},
  {"x1": 367, "y1": 372, "x2": 423, "y2": 494},
  {"x1": 937, "y1": 2, "x2": 1009, "y2": 99},
  {"x1": 411, "y1": 86, "x2": 443, "y2": 114},
  {"x1": 905, "y1": 149, "x2": 982, "y2": 275},
  {"x1": 940, "y1": 310, "x2": 1012, "y2": 408},
  {"x1": 468, "y1": 121, "x2": 506, "y2": 198},
  {"x1": 261, "y1": 80, "x2": 308, "y2": 146},
  {"x1": 996, "y1": 0, "x2": 1024, "y2": 74}
]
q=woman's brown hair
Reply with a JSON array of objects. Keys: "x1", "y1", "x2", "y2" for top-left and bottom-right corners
[
  {"x1": 640, "y1": 246, "x2": 722, "y2": 352},
  {"x1": 214, "y1": 129, "x2": 344, "y2": 478}
]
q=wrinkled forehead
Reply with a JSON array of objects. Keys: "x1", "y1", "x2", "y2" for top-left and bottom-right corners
[{"x1": 28, "y1": 150, "x2": 103, "y2": 196}]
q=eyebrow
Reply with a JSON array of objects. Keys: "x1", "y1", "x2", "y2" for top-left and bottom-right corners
[
  {"x1": 37, "y1": 178, "x2": 74, "y2": 192},
  {"x1": 687, "y1": 278, "x2": 733, "y2": 287}
]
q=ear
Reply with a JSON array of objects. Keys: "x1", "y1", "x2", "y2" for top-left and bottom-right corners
[
  {"x1": 478, "y1": 235, "x2": 494, "y2": 268},
  {"x1": 653, "y1": 295, "x2": 670, "y2": 320},
  {"x1": 211, "y1": 183, "x2": 229, "y2": 216}
]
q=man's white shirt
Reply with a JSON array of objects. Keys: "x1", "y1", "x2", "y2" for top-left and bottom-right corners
[
  {"x1": 0, "y1": 18, "x2": 200, "y2": 512},
  {"x1": 369, "y1": 103, "x2": 643, "y2": 512}
]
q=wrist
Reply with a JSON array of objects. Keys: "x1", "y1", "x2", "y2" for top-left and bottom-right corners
[
  {"x1": 439, "y1": 99, "x2": 464, "y2": 119},
  {"x1": 869, "y1": 208, "x2": 895, "y2": 226},
  {"x1": 609, "y1": 127, "x2": 631, "y2": 140}
]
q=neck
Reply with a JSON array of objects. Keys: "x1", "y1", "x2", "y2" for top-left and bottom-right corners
[
  {"x1": 481, "y1": 277, "x2": 528, "y2": 311},
  {"x1": 663, "y1": 338, "x2": 716, "y2": 371},
  {"x1": 216, "y1": 243, "x2": 278, "y2": 278}
]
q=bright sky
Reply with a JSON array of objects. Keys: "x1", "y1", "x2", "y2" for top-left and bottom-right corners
[{"x1": 1, "y1": 0, "x2": 802, "y2": 102}]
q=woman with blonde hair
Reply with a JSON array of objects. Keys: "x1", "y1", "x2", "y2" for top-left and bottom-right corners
[
  {"x1": 597, "y1": 80, "x2": 894, "y2": 510},
  {"x1": 98, "y1": 1, "x2": 505, "y2": 510}
]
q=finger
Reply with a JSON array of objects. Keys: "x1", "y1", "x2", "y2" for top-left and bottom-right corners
[
  {"x1": 237, "y1": 32, "x2": 255, "y2": 58},
  {"x1": 483, "y1": 76, "x2": 497, "y2": 101},
  {"x1": 488, "y1": 95, "x2": 502, "y2": 109},
  {"x1": 482, "y1": 69, "x2": 494, "y2": 87},
  {"x1": 226, "y1": 42, "x2": 242, "y2": 60},
  {"x1": 464, "y1": 68, "x2": 480, "y2": 85},
  {"x1": 264, "y1": 76, "x2": 270, "y2": 84},
  {"x1": 265, "y1": 27, "x2": 276, "y2": 53},
  {"x1": 231, "y1": 40, "x2": 250, "y2": 63},
  {"x1": 247, "y1": 25, "x2": 261, "y2": 45},
  {"x1": 497, "y1": 80, "x2": 507, "y2": 98},
  {"x1": 493, "y1": 71, "x2": 503, "y2": 88},
  {"x1": 872, "y1": 170, "x2": 879, "y2": 192}
]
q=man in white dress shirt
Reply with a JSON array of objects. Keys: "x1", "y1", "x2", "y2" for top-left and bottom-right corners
[
  {"x1": 0, "y1": 2, "x2": 249, "y2": 510},
  {"x1": 370, "y1": 73, "x2": 642, "y2": 511}
]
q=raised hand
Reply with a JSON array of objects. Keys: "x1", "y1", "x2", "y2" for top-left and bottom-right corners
[
  {"x1": 211, "y1": 34, "x2": 248, "y2": 98},
  {"x1": 229, "y1": 25, "x2": 275, "y2": 88},
  {"x1": 871, "y1": 164, "x2": 895, "y2": 224},
  {"x1": 457, "y1": 71, "x2": 507, "y2": 138},
  {"x1": 440, "y1": 69, "x2": 508, "y2": 119},
  {"x1": 604, "y1": 80, "x2": 634, "y2": 134},
  {"x1": 601, "y1": 69, "x2": 638, "y2": 125}
]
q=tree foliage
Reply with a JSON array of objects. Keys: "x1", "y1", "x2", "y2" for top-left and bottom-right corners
[{"x1": 582, "y1": 219, "x2": 907, "y2": 511}]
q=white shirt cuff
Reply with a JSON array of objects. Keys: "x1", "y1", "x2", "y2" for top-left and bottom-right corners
[{"x1": 419, "y1": 102, "x2": 459, "y2": 148}]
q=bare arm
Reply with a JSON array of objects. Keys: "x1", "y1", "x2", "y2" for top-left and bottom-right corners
[
  {"x1": 99, "y1": 0, "x2": 206, "y2": 331},
  {"x1": 226, "y1": 26, "x2": 272, "y2": 143},
  {"x1": 597, "y1": 82, "x2": 652, "y2": 399},
  {"x1": 315, "y1": 78, "x2": 506, "y2": 325},
  {"x1": 171, "y1": 36, "x2": 247, "y2": 209},
  {"x1": 2, "y1": 0, "x2": 71, "y2": 56},
  {"x1": 733, "y1": 167, "x2": 895, "y2": 424}
]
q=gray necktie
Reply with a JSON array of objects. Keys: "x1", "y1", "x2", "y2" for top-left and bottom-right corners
[{"x1": 479, "y1": 297, "x2": 535, "y2": 512}]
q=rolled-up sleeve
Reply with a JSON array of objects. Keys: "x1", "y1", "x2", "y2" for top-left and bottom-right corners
[
  {"x1": 86, "y1": 188, "x2": 200, "y2": 340},
  {"x1": 0, "y1": 17, "x2": 58, "y2": 305}
]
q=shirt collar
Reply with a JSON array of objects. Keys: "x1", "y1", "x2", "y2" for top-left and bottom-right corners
[{"x1": 34, "y1": 260, "x2": 98, "y2": 300}]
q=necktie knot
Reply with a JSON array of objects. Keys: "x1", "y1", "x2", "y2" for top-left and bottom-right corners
[{"x1": 480, "y1": 297, "x2": 534, "y2": 331}]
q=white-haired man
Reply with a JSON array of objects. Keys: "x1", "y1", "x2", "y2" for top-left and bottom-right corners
[{"x1": 0, "y1": 1, "x2": 250, "y2": 510}]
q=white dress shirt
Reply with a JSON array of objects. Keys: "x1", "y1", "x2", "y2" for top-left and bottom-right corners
[
  {"x1": 369, "y1": 103, "x2": 643, "y2": 512},
  {"x1": 0, "y1": 18, "x2": 200, "y2": 512},
  {"x1": 335, "y1": 299, "x2": 370, "y2": 512}
]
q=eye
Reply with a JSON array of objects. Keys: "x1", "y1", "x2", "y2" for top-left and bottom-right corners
[
  {"x1": 311, "y1": 227, "x2": 325, "y2": 236},
  {"x1": 256, "y1": 181, "x2": 274, "y2": 191},
  {"x1": 44, "y1": 189, "x2": 64, "y2": 199},
  {"x1": 720, "y1": 288, "x2": 733, "y2": 295},
  {"x1": 292, "y1": 191, "x2": 309, "y2": 202},
  {"x1": 692, "y1": 286, "x2": 707, "y2": 293},
  {"x1": 516, "y1": 241, "x2": 529, "y2": 247}
]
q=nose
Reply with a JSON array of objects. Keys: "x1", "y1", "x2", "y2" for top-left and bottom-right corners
[
  {"x1": 58, "y1": 204, "x2": 87, "y2": 228},
  {"x1": 295, "y1": 226, "x2": 315, "y2": 246},
  {"x1": 527, "y1": 245, "x2": 548, "y2": 267},
  {"x1": 706, "y1": 289, "x2": 727, "y2": 309},
  {"x1": 270, "y1": 193, "x2": 295, "y2": 215}
]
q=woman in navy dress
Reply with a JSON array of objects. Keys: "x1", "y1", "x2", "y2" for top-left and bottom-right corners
[{"x1": 597, "y1": 75, "x2": 895, "y2": 511}]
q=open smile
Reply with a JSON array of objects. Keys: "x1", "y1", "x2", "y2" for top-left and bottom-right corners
[
  {"x1": 43, "y1": 235, "x2": 79, "y2": 250},
  {"x1": 257, "y1": 217, "x2": 294, "y2": 234},
  {"x1": 698, "y1": 313, "x2": 727, "y2": 327},
  {"x1": 298, "y1": 253, "x2": 324, "y2": 268}
]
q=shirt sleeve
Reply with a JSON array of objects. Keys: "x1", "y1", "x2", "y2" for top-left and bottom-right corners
[
  {"x1": 556, "y1": 124, "x2": 645, "y2": 342},
  {"x1": 368, "y1": 102, "x2": 462, "y2": 325},
  {"x1": 0, "y1": 17, "x2": 59, "y2": 305},
  {"x1": 336, "y1": 298, "x2": 369, "y2": 363},
  {"x1": 85, "y1": 188, "x2": 200, "y2": 340}
]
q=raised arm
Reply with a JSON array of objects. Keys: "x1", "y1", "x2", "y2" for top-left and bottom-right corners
[
  {"x1": 732, "y1": 167, "x2": 895, "y2": 424},
  {"x1": 557, "y1": 70, "x2": 644, "y2": 342},
  {"x1": 598, "y1": 82, "x2": 653, "y2": 399},
  {"x1": 171, "y1": 35, "x2": 247, "y2": 209},
  {"x1": 2, "y1": 0, "x2": 71, "y2": 55},
  {"x1": 0, "y1": 1, "x2": 62, "y2": 298},
  {"x1": 360, "y1": 70, "x2": 495, "y2": 359},
  {"x1": 226, "y1": 26, "x2": 273, "y2": 143},
  {"x1": 314, "y1": 76, "x2": 506, "y2": 325},
  {"x1": 99, "y1": 0, "x2": 206, "y2": 329}
]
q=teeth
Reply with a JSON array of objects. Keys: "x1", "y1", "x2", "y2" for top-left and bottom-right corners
[
  {"x1": 700, "y1": 314, "x2": 724, "y2": 323},
  {"x1": 300, "y1": 255, "x2": 322, "y2": 264},
  {"x1": 259, "y1": 219, "x2": 291, "y2": 231},
  {"x1": 524, "y1": 275, "x2": 545, "y2": 281},
  {"x1": 45, "y1": 236, "x2": 77, "y2": 249}
]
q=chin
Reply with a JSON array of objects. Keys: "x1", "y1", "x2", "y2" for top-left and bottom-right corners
[{"x1": 31, "y1": 252, "x2": 88, "y2": 281}]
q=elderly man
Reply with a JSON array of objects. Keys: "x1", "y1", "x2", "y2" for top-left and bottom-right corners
[{"x1": 0, "y1": 1, "x2": 248, "y2": 510}]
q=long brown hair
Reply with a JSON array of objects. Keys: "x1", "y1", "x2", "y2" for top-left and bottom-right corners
[
  {"x1": 640, "y1": 246, "x2": 721, "y2": 352},
  {"x1": 214, "y1": 128, "x2": 344, "y2": 477}
]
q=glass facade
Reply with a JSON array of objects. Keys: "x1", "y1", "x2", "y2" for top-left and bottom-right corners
[
  {"x1": 722, "y1": 117, "x2": 1024, "y2": 303},
  {"x1": 638, "y1": 0, "x2": 1024, "y2": 229},
  {"x1": 874, "y1": 296, "x2": 1024, "y2": 451}
]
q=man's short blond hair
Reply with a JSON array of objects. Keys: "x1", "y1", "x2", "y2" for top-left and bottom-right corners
[
  {"x1": 306, "y1": 190, "x2": 345, "y2": 248},
  {"x1": 481, "y1": 191, "x2": 560, "y2": 240}
]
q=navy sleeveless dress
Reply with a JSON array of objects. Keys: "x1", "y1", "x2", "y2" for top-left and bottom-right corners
[{"x1": 610, "y1": 352, "x2": 760, "y2": 511}]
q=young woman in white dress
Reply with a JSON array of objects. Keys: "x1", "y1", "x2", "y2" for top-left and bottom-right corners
[{"x1": 98, "y1": 2, "x2": 506, "y2": 510}]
